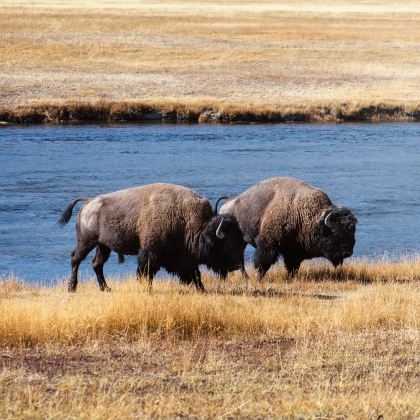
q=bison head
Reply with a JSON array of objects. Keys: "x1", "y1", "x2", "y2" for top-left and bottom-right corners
[
  {"x1": 199, "y1": 215, "x2": 246, "y2": 277},
  {"x1": 315, "y1": 206, "x2": 357, "y2": 266}
]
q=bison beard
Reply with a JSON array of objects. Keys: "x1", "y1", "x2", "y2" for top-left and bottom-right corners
[{"x1": 59, "y1": 184, "x2": 246, "y2": 292}]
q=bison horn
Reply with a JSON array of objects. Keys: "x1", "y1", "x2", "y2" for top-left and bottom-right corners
[
  {"x1": 216, "y1": 218, "x2": 226, "y2": 239},
  {"x1": 324, "y1": 211, "x2": 334, "y2": 228}
]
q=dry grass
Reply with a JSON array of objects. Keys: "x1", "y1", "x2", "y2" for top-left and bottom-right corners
[
  {"x1": 1, "y1": 0, "x2": 419, "y2": 122},
  {"x1": 0, "y1": 259, "x2": 419, "y2": 417}
]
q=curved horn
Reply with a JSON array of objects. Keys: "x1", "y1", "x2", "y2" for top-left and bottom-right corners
[
  {"x1": 216, "y1": 217, "x2": 226, "y2": 239},
  {"x1": 324, "y1": 211, "x2": 334, "y2": 228},
  {"x1": 214, "y1": 196, "x2": 231, "y2": 214}
]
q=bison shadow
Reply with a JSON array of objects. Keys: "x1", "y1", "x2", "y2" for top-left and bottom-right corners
[
  {"x1": 243, "y1": 288, "x2": 340, "y2": 300},
  {"x1": 298, "y1": 266, "x2": 374, "y2": 284}
]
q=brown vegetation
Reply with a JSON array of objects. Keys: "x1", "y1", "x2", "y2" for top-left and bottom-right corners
[
  {"x1": 0, "y1": 259, "x2": 419, "y2": 417},
  {"x1": 1, "y1": 0, "x2": 419, "y2": 124},
  {"x1": 1, "y1": 100, "x2": 419, "y2": 124}
]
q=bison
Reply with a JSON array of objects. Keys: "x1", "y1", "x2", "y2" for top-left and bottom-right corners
[
  {"x1": 58, "y1": 183, "x2": 246, "y2": 292},
  {"x1": 218, "y1": 177, "x2": 357, "y2": 280}
]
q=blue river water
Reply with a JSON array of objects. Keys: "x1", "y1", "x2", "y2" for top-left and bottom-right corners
[{"x1": 0, "y1": 123, "x2": 419, "y2": 283}]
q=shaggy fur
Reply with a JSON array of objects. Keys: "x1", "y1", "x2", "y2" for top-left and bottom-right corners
[
  {"x1": 219, "y1": 177, "x2": 357, "y2": 279},
  {"x1": 59, "y1": 183, "x2": 246, "y2": 292}
]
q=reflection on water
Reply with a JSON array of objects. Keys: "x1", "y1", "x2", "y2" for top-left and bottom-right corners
[{"x1": 0, "y1": 123, "x2": 419, "y2": 283}]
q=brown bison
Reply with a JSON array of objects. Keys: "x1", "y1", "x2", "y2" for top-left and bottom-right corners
[
  {"x1": 218, "y1": 177, "x2": 357, "y2": 279},
  {"x1": 59, "y1": 183, "x2": 246, "y2": 292}
]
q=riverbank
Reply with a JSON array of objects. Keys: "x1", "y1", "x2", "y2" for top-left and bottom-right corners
[
  {"x1": 1, "y1": 260, "x2": 419, "y2": 417},
  {"x1": 1, "y1": 0, "x2": 419, "y2": 125},
  {"x1": 1, "y1": 100, "x2": 419, "y2": 124}
]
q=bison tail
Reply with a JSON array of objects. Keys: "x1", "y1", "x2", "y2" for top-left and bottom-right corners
[
  {"x1": 118, "y1": 254, "x2": 125, "y2": 264},
  {"x1": 214, "y1": 195, "x2": 232, "y2": 214},
  {"x1": 57, "y1": 197, "x2": 90, "y2": 227}
]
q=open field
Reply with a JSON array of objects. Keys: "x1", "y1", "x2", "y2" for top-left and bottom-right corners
[
  {"x1": 1, "y1": 0, "x2": 420, "y2": 123},
  {"x1": 1, "y1": 259, "x2": 419, "y2": 417}
]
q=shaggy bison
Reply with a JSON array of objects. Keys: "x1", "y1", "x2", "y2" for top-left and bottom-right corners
[
  {"x1": 59, "y1": 183, "x2": 246, "y2": 292},
  {"x1": 219, "y1": 177, "x2": 357, "y2": 279}
]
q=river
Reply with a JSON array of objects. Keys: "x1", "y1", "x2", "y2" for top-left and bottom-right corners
[{"x1": 1, "y1": 123, "x2": 419, "y2": 283}]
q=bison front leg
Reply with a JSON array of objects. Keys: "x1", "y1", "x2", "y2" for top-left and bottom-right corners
[
  {"x1": 217, "y1": 268, "x2": 228, "y2": 281},
  {"x1": 193, "y1": 268, "x2": 206, "y2": 292},
  {"x1": 92, "y1": 245, "x2": 112, "y2": 292},
  {"x1": 283, "y1": 255, "x2": 302, "y2": 278},
  {"x1": 137, "y1": 250, "x2": 159, "y2": 286},
  {"x1": 69, "y1": 241, "x2": 95, "y2": 292},
  {"x1": 253, "y1": 239, "x2": 279, "y2": 281},
  {"x1": 179, "y1": 267, "x2": 206, "y2": 292},
  {"x1": 240, "y1": 258, "x2": 249, "y2": 279}
]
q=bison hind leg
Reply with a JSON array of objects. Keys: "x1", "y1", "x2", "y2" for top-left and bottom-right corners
[
  {"x1": 92, "y1": 244, "x2": 112, "y2": 292},
  {"x1": 69, "y1": 241, "x2": 96, "y2": 292}
]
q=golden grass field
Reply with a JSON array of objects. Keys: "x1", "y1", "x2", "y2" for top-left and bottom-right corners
[
  {"x1": 1, "y1": 259, "x2": 419, "y2": 418},
  {"x1": 1, "y1": 0, "x2": 420, "y2": 122}
]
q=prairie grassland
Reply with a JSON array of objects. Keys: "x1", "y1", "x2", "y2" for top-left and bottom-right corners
[
  {"x1": 1, "y1": 0, "x2": 420, "y2": 122},
  {"x1": 1, "y1": 259, "x2": 419, "y2": 417}
]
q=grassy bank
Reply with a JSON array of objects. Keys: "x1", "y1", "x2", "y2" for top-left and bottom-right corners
[
  {"x1": 1, "y1": 100, "x2": 420, "y2": 124},
  {"x1": 1, "y1": 0, "x2": 419, "y2": 124},
  {"x1": 1, "y1": 259, "x2": 419, "y2": 417}
]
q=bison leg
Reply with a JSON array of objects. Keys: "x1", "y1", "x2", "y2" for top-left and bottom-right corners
[
  {"x1": 92, "y1": 245, "x2": 112, "y2": 292},
  {"x1": 137, "y1": 250, "x2": 159, "y2": 285},
  {"x1": 179, "y1": 268, "x2": 206, "y2": 292},
  {"x1": 179, "y1": 276, "x2": 193, "y2": 285},
  {"x1": 240, "y1": 259, "x2": 249, "y2": 279},
  {"x1": 178, "y1": 266, "x2": 200, "y2": 285},
  {"x1": 217, "y1": 269, "x2": 228, "y2": 281},
  {"x1": 179, "y1": 271, "x2": 194, "y2": 285},
  {"x1": 192, "y1": 268, "x2": 206, "y2": 292},
  {"x1": 254, "y1": 240, "x2": 279, "y2": 281},
  {"x1": 283, "y1": 255, "x2": 302, "y2": 277},
  {"x1": 69, "y1": 241, "x2": 96, "y2": 292}
]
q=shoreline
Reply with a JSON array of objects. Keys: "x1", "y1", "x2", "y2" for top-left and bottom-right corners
[{"x1": 1, "y1": 101, "x2": 419, "y2": 125}]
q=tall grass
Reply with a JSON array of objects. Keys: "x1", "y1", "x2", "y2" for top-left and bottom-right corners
[
  {"x1": 1, "y1": 259, "x2": 419, "y2": 417},
  {"x1": 1, "y1": 259, "x2": 419, "y2": 347}
]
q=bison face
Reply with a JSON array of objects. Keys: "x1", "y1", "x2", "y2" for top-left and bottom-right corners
[
  {"x1": 199, "y1": 215, "x2": 247, "y2": 276},
  {"x1": 316, "y1": 207, "x2": 357, "y2": 266}
]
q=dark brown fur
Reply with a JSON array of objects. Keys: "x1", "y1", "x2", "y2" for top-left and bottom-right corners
[
  {"x1": 59, "y1": 183, "x2": 246, "y2": 292},
  {"x1": 219, "y1": 177, "x2": 357, "y2": 279}
]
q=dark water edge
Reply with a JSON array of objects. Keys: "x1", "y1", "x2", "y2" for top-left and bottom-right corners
[{"x1": 1, "y1": 122, "x2": 419, "y2": 284}]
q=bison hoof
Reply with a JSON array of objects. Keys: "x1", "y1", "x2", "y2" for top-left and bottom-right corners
[
  {"x1": 68, "y1": 284, "x2": 77, "y2": 293},
  {"x1": 101, "y1": 286, "x2": 112, "y2": 292}
]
